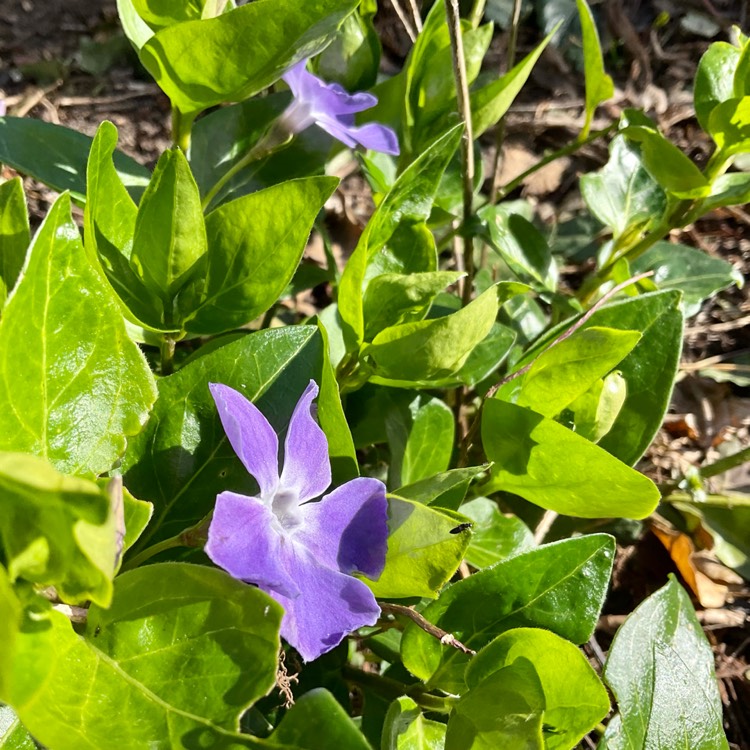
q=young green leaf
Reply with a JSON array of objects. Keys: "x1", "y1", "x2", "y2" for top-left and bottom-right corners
[
  {"x1": 366, "y1": 497, "x2": 471, "y2": 599},
  {"x1": 0, "y1": 452, "x2": 115, "y2": 607},
  {"x1": 382, "y1": 696, "x2": 447, "y2": 749},
  {"x1": 401, "y1": 534, "x2": 615, "y2": 692},
  {"x1": 0, "y1": 178, "x2": 29, "y2": 307},
  {"x1": 602, "y1": 577, "x2": 729, "y2": 750},
  {"x1": 576, "y1": 0, "x2": 614, "y2": 137},
  {"x1": 566, "y1": 370, "x2": 628, "y2": 443},
  {"x1": 466, "y1": 628, "x2": 610, "y2": 749},
  {"x1": 482, "y1": 399, "x2": 660, "y2": 518},
  {"x1": 396, "y1": 465, "x2": 488, "y2": 510},
  {"x1": 707, "y1": 95, "x2": 750, "y2": 156},
  {"x1": 694, "y1": 41, "x2": 742, "y2": 132},
  {"x1": 184, "y1": 176, "x2": 337, "y2": 334},
  {"x1": 0, "y1": 194, "x2": 157, "y2": 476}
]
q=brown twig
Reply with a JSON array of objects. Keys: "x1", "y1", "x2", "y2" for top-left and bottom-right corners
[
  {"x1": 380, "y1": 602, "x2": 476, "y2": 655},
  {"x1": 390, "y1": 0, "x2": 418, "y2": 41}
]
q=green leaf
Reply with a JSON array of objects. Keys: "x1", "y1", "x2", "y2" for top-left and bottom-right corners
[
  {"x1": 116, "y1": 0, "x2": 155, "y2": 49},
  {"x1": 396, "y1": 466, "x2": 488, "y2": 511},
  {"x1": 707, "y1": 95, "x2": 750, "y2": 156},
  {"x1": 0, "y1": 194, "x2": 157, "y2": 476},
  {"x1": 471, "y1": 31, "x2": 553, "y2": 138},
  {"x1": 632, "y1": 240, "x2": 743, "y2": 317},
  {"x1": 338, "y1": 125, "x2": 463, "y2": 348},
  {"x1": 130, "y1": 148, "x2": 207, "y2": 314},
  {"x1": 481, "y1": 399, "x2": 659, "y2": 518},
  {"x1": 460, "y1": 497, "x2": 533, "y2": 569},
  {"x1": 131, "y1": 0, "x2": 205, "y2": 29},
  {"x1": 576, "y1": 0, "x2": 613, "y2": 137},
  {"x1": 512, "y1": 326, "x2": 640, "y2": 418},
  {"x1": 402, "y1": 535, "x2": 614, "y2": 692},
  {"x1": 122, "y1": 326, "x2": 353, "y2": 548},
  {"x1": 623, "y1": 126, "x2": 709, "y2": 198},
  {"x1": 1, "y1": 567, "x2": 278, "y2": 749},
  {"x1": 701, "y1": 171, "x2": 750, "y2": 212},
  {"x1": 382, "y1": 695, "x2": 447, "y2": 749},
  {"x1": 139, "y1": 0, "x2": 358, "y2": 114},
  {"x1": 84, "y1": 122, "x2": 167, "y2": 331},
  {"x1": 363, "y1": 271, "x2": 464, "y2": 341},
  {"x1": 269, "y1": 689, "x2": 371, "y2": 749},
  {"x1": 467, "y1": 628, "x2": 609, "y2": 749},
  {"x1": 121, "y1": 485, "x2": 153, "y2": 556},
  {"x1": 0, "y1": 116, "x2": 149, "y2": 203},
  {"x1": 445, "y1": 658, "x2": 545, "y2": 750},
  {"x1": 601, "y1": 577, "x2": 728, "y2": 750},
  {"x1": 189, "y1": 93, "x2": 331, "y2": 208},
  {"x1": 0, "y1": 567, "x2": 21, "y2": 699},
  {"x1": 0, "y1": 178, "x2": 29, "y2": 307},
  {"x1": 367, "y1": 497, "x2": 471, "y2": 599},
  {"x1": 694, "y1": 41, "x2": 742, "y2": 131},
  {"x1": 184, "y1": 177, "x2": 337, "y2": 334},
  {"x1": 0, "y1": 453, "x2": 115, "y2": 607},
  {"x1": 580, "y1": 135, "x2": 667, "y2": 238},
  {"x1": 567, "y1": 370, "x2": 627, "y2": 443},
  {"x1": 367, "y1": 285, "x2": 499, "y2": 383},
  {"x1": 0, "y1": 704, "x2": 38, "y2": 750}
]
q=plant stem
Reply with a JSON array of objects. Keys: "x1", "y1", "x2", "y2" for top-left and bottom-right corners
[
  {"x1": 160, "y1": 335, "x2": 176, "y2": 376},
  {"x1": 444, "y1": 0, "x2": 476, "y2": 307},
  {"x1": 171, "y1": 107, "x2": 195, "y2": 153},
  {"x1": 380, "y1": 603, "x2": 476, "y2": 655},
  {"x1": 391, "y1": 0, "x2": 418, "y2": 41},
  {"x1": 342, "y1": 665, "x2": 455, "y2": 713},
  {"x1": 120, "y1": 534, "x2": 184, "y2": 571},
  {"x1": 201, "y1": 132, "x2": 292, "y2": 212},
  {"x1": 469, "y1": 0, "x2": 487, "y2": 27},
  {"x1": 699, "y1": 446, "x2": 750, "y2": 480},
  {"x1": 496, "y1": 122, "x2": 617, "y2": 201},
  {"x1": 406, "y1": 0, "x2": 423, "y2": 33}
]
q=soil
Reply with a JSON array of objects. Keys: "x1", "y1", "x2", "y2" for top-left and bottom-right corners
[{"x1": 2, "y1": 0, "x2": 749, "y2": 746}]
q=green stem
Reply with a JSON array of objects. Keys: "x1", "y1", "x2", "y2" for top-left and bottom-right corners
[
  {"x1": 342, "y1": 665, "x2": 456, "y2": 713},
  {"x1": 121, "y1": 534, "x2": 184, "y2": 571},
  {"x1": 160, "y1": 335, "x2": 176, "y2": 376},
  {"x1": 469, "y1": 0, "x2": 487, "y2": 27},
  {"x1": 201, "y1": 132, "x2": 292, "y2": 212},
  {"x1": 444, "y1": 0, "x2": 476, "y2": 307},
  {"x1": 699, "y1": 446, "x2": 750, "y2": 480},
  {"x1": 172, "y1": 107, "x2": 196, "y2": 153},
  {"x1": 497, "y1": 122, "x2": 617, "y2": 201}
]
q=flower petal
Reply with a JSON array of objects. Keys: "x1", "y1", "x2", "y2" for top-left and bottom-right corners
[
  {"x1": 205, "y1": 491, "x2": 299, "y2": 598},
  {"x1": 311, "y1": 82, "x2": 378, "y2": 117},
  {"x1": 278, "y1": 380, "x2": 331, "y2": 503},
  {"x1": 271, "y1": 545, "x2": 381, "y2": 662},
  {"x1": 316, "y1": 118, "x2": 400, "y2": 155},
  {"x1": 209, "y1": 383, "x2": 279, "y2": 498},
  {"x1": 296, "y1": 477, "x2": 388, "y2": 579}
]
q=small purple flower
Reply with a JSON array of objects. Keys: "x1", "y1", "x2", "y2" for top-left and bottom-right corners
[
  {"x1": 279, "y1": 60, "x2": 399, "y2": 155},
  {"x1": 205, "y1": 380, "x2": 389, "y2": 662}
]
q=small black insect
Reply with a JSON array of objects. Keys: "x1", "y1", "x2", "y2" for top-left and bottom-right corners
[{"x1": 449, "y1": 522, "x2": 472, "y2": 535}]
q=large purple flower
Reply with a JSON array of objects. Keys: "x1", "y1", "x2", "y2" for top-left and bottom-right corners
[
  {"x1": 279, "y1": 60, "x2": 399, "y2": 155},
  {"x1": 205, "y1": 380, "x2": 389, "y2": 662}
]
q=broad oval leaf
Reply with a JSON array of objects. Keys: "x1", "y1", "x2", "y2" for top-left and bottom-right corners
[
  {"x1": 382, "y1": 695, "x2": 447, "y2": 750},
  {"x1": 0, "y1": 194, "x2": 157, "y2": 476},
  {"x1": 602, "y1": 577, "x2": 728, "y2": 750},
  {"x1": 694, "y1": 41, "x2": 741, "y2": 132},
  {"x1": 401, "y1": 534, "x2": 615, "y2": 692}
]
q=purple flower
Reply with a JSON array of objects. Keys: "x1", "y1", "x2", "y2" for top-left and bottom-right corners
[
  {"x1": 205, "y1": 380, "x2": 389, "y2": 662},
  {"x1": 279, "y1": 60, "x2": 399, "y2": 155}
]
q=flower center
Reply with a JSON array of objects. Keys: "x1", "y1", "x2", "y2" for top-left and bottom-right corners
[{"x1": 271, "y1": 488, "x2": 303, "y2": 532}]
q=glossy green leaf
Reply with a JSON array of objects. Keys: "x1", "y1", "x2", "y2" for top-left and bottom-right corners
[
  {"x1": 367, "y1": 497, "x2": 471, "y2": 599},
  {"x1": 338, "y1": 125, "x2": 462, "y2": 348},
  {"x1": 363, "y1": 271, "x2": 463, "y2": 341},
  {"x1": 701, "y1": 171, "x2": 750, "y2": 212},
  {"x1": 117, "y1": 0, "x2": 155, "y2": 49},
  {"x1": 131, "y1": 0, "x2": 205, "y2": 29},
  {"x1": 0, "y1": 179, "x2": 28, "y2": 308},
  {"x1": 0, "y1": 452, "x2": 115, "y2": 607},
  {"x1": 471, "y1": 31, "x2": 553, "y2": 138},
  {"x1": 707, "y1": 95, "x2": 750, "y2": 156},
  {"x1": 467, "y1": 628, "x2": 609, "y2": 749},
  {"x1": 482, "y1": 399, "x2": 660, "y2": 518},
  {"x1": 185, "y1": 177, "x2": 337, "y2": 334},
  {"x1": 401, "y1": 534, "x2": 615, "y2": 692},
  {"x1": 577, "y1": 0, "x2": 613, "y2": 137},
  {"x1": 580, "y1": 135, "x2": 666, "y2": 238},
  {"x1": 367, "y1": 285, "x2": 499, "y2": 383},
  {"x1": 694, "y1": 41, "x2": 741, "y2": 131},
  {"x1": 513, "y1": 326, "x2": 640, "y2": 418},
  {"x1": 0, "y1": 194, "x2": 157, "y2": 476},
  {"x1": 1, "y1": 567, "x2": 279, "y2": 750},
  {"x1": 396, "y1": 466, "x2": 488, "y2": 511},
  {"x1": 460, "y1": 497, "x2": 533, "y2": 569},
  {"x1": 445, "y1": 658, "x2": 545, "y2": 750},
  {"x1": 123, "y1": 326, "x2": 354, "y2": 548},
  {"x1": 269, "y1": 689, "x2": 371, "y2": 749},
  {"x1": 632, "y1": 240, "x2": 742, "y2": 317},
  {"x1": 0, "y1": 116, "x2": 149, "y2": 203},
  {"x1": 130, "y1": 148, "x2": 207, "y2": 314},
  {"x1": 602, "y1": 577, "x2": 728, "y2": 750},
  {"x1": 0, "y1": 704, "x2": 37, "y2": 750},
  {"x1": 189, "y1": 92, "x2": 331, "y2": 209},
  {"x1": 0, "y1": 568, "x2": 21, "y2": 699},
  {"x1": 382, "y1": 696, "x2": 446, "y2": 750},
  {"x1": 139, "y1": 0, "x2": 358, "y2": 114},
  {"x1": 623, "y1": 126, "x2": 709, "y2": 198},
  {"x1": 84, "y1": 122, "x2": 167, "y2": 331},
  {"x1": 567, "y1": 370, "x2": 627, "y2": 443}
]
